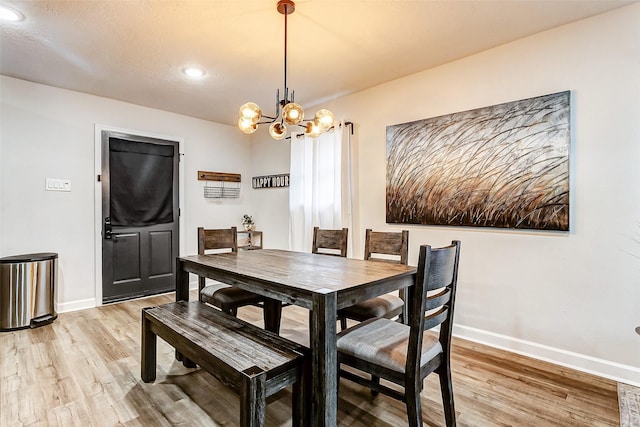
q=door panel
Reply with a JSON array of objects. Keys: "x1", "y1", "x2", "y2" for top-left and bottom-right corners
[
  {"x1": 102, "y1": 131, "x2": 179, "y2": 303},
  {"x1": 113, "y1": 233, "x2": 141, "y2": 283},
  {"x1": 149, "y1": 230, "x2": 172, "y2": 277}
]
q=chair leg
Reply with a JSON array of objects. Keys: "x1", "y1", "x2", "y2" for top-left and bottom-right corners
[
  {"x1": 198, "y1": 277, "x2": 205, "y2": 301},
  {"x1": 370, "y1": 375, "x2": 380, "y2": 396},
  {"x1": 437, "y1": 363, "x2": 456, "y2": 427},
  {"x1": 405, "y1": 377, "x2": 423, "y2": 427},
  {"x1": 399, "y1": 288, "x2": 407, "y2": 324},
  {"x1": 340, "y1": 316, "x2": 347, "y2": 331},
  {"x1": 221, "y1": 304, "x2": 238, "y2": 317},
  {"x1": 308, "y1": 310, "x2": 313, "y2": 334},
  {"x1": 264, "y1": 298, "x2": 282, "y2": 334},
  {"x1": 216, "y1": 304, "x2": 238, "y2": 317}
]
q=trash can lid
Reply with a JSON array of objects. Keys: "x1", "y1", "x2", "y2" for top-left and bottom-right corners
[{"x1": 0, "y1": 252, "x2": 58, "y2": 263}]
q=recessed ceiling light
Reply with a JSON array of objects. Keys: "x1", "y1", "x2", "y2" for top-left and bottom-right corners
[
  {"x1": 0, "y1": 5, "x2": 24, "y2": 21},
  {"x1": 183, "y1": 66, "x2": 206, "y2": 79}
]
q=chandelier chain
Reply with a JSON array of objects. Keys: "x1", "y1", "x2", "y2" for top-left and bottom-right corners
[{"x1": 237, "y1": 0, "x2": 334, "y2": 140}]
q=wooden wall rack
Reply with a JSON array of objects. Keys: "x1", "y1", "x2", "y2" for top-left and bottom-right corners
[
  {"x1": 198, "y1": 171, "x2": 241, "y2": 199},
  {"x1": 197, "y1": 171, "x2": 241, "y2": 182}
]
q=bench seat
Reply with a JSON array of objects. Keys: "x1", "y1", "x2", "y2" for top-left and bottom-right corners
[{"x1": 141, "y1": 301, "x2": 307, "y2": 427}]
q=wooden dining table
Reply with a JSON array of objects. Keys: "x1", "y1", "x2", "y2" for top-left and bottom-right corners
[{"x1": 175, "y1": 249, "x2": 417, "y2": 427}]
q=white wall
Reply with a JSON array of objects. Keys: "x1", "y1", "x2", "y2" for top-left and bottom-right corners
[
  {"x1": 0, "y1": 76, "x2": 251, "y2": 311},
  {"x1": 340, "y1": 4, "x2": 640, "y2": 383},
  {"x1": 252, "y1": 4, "x2": 640, "y2": 384},
  {"x1": 247, "y1": 134, "x2": 291, "y2": 249}
]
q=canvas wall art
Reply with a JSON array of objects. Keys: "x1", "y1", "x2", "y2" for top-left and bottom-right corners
[{"x1": 386, "y1": 91, "x2": 570, "y2": 231}]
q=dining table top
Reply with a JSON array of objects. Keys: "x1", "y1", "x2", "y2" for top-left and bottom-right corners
[{"x1": 179, "y1": 249, "x2": 417, "y2": 308}]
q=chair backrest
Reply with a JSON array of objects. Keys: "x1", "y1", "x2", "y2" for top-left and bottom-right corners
[
  {"x1": 312, "y1": 226, "x2": 348, "y2": 257},
  {"x1": 406, "y1": 241, "x2": 461, "y2": 374},
  {"x1": 364, "y1": 229, "x2": 409, "y2": 265},
  {"x1": 198, "y1": 227, "x2": 238, "y2": 254}
]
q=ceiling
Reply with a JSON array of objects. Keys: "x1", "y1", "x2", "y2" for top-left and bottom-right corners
[{"x1": 0, "y1": 0, "x2": 635, "y2": 127}]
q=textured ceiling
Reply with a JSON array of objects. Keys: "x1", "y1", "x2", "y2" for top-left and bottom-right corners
[{"x1": 0, "y1": 0, "x2": 635, "y2": 126}]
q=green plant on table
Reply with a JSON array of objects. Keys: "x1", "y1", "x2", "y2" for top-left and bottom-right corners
[{"x1": 242, "y1": 214, "x2": 255, "y2": 231}]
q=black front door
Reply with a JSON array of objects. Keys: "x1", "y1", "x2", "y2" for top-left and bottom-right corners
[{"x1": 101, "y1": 131, "x2": 179, "y2": 303}]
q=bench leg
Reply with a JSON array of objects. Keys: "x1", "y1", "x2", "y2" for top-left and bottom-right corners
[
  {"x1": 292, "y1": 358, "x2": 309, "y2": 427},
  {"x1": 141, "y1": 310, "x2": 157, "y2": 382},
  {"x1": 182, "y1": 357, "x2": 197, "y2": 368},
  {"x1": 176, "y1": 349, "x2": 197, "y2": 368},
  {"x1": 240, "y1": 366, "x2": 266, "y2": 427}
]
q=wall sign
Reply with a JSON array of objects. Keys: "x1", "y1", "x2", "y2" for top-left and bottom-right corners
[{"x1": 252, "y1": 174, "x2": 290, "y2": 189}]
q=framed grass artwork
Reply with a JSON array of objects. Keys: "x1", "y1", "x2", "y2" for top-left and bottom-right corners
[{"x1": 386, "y1": 91, "x2": 570, "y2": 231}]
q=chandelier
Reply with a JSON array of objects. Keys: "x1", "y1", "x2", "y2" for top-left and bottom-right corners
[{"x1": 237, "y1": 0, "x2": 334, "y2": 140}]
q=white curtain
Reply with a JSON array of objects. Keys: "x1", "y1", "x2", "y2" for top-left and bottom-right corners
[{"x1": 289, "y1": 121, "x2": 355, "y2": 257}]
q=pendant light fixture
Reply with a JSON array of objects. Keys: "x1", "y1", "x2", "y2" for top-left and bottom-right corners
[{"x1": 237, "y1": 0, "x2": 334, "y2": 140}]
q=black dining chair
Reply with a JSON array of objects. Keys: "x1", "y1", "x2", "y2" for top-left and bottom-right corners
[
  {"x1": 337, "y1": 229, "x2": 409, "y2": 330},
  {"x1": 198, "y1": 226, "x2": 282, "y2": 333},
  {"x1": 309, "y1": 226, "x2": 349, "y2": 330},
  {"x1": 337, "y1": 240, "x2": 461, "y2": 427},
  {"x1": 312, "y1": 226, "x2": 348, "y2": 257}
]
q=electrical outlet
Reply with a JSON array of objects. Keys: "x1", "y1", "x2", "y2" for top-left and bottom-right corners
[{"x1": 45, "y1": 178, "x2": 71, "y2": 192}]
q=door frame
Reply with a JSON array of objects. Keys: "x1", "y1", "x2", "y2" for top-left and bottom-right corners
[{"x1": 94, "y1": 124, "x2": 185, "y2": 306}]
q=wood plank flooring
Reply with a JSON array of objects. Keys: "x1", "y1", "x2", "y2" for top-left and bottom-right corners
[{"x1": 1, "y1": 291, "x2": 619, "y2": 426}]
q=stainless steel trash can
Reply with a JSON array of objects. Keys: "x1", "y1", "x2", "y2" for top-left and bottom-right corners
[{"x1": 0, "y1": 252, "x2": 58, "y2": 331}]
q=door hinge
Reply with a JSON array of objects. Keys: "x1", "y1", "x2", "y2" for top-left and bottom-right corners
[{"x1": 97, "y1": 174, "x2": 101, "y2": 182}]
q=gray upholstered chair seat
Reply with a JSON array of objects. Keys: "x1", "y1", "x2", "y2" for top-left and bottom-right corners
[
  {"x1": 337, "y1": 318, "x2": 442, "y2": 373},
  {"x1": 201, "y1": 283, "x2": 264, "y2": 307},
  {"x1": 337, "y1": 294, "x2": 404, "y2": 321}
]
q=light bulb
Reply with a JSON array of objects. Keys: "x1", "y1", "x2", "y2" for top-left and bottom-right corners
[
  {"x1": 239, "y1": 102, "x2": 262, "y2": 124},
  {"x1": 0, "y1": 5, "x2": 23, "y2": 21},
  {"x1": 315, "y1": 109, "x2": 334, "y2": 131},
  {"x1": 282, "y1": 103, "x2": 304, "y2": 125},
  {"x1": 304, "y1": 121, "x2": 322, "y2": 138},
  {"x1": 269, "y1": 122, "x2": 288, "y2": 140},
  {"x1": 238, "y1": 117, "x2": 258, "y2": 134},
  {"x1": 183, "y1": 66, "x2": 206, "y2": 79}
]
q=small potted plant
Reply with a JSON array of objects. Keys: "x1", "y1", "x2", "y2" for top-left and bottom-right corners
[{"x1": 242, "y1": 214, "x2": 255, "y2": 231}]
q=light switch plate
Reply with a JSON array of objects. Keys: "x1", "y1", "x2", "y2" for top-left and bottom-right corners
[{"x1": 45, "y1": 178, "x2": 71, "y2": 192}]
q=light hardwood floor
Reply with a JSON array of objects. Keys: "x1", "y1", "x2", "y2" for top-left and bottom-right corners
[{"x1": 1, "y1": 291, "x2": 619, "y2": 426}]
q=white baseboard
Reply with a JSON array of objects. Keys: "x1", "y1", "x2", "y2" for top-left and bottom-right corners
[
  {"x1": 454, "y1": 324, "x2": 640, "y2": 387},
  {"x1": 57, "y1": 279, "x2": 200, "y2": 314},
  {"x1": 57, "y1": 298, "x2": 96, "y2": 314}
]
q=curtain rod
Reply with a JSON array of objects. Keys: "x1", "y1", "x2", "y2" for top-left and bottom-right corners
[{"x1": 292, "y1": 121, "x2": 353, "y2": 139}]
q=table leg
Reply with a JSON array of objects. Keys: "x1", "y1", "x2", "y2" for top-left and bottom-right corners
[
  {"x1": 141, "y1": 309, "x2": 157, "y2": 382},
  {"x1": 174, "y1": 258, "x2": 195, "y2": 367},
  {"x1": 175, "y1": 258, "x2": 189, "y2": 302},
  {"x1": 310, "y1": 290, "x2": 337, "y2": 427}
]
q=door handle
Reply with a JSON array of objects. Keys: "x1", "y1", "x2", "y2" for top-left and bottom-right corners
[{"x1": 104, "y1": 217, "x2": 112, "y2": 239}]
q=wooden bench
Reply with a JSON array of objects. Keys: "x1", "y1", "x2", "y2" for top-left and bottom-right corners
[{"x1": 141, "y1": 301, "x2": 307, "y2": 427}]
